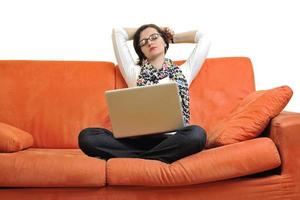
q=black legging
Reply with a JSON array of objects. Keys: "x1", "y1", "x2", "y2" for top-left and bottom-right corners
[{"x1": 78, "y1": 125, "x2": 206, "y2": 164}]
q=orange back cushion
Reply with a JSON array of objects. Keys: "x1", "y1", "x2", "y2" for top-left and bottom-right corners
[
  {"x1": 115, "y1": 57, "x2": 255, "y2": 133},
  {"x1": 207, "y1": 85, "x2": 293, "y2": 148},
  {"x1": 0, "y1": 60, "x2": 115, "y2": 148}
]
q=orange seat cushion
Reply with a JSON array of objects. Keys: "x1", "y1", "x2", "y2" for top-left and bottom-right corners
[
  {"x1": 107, "y1": 138, "x2": 280, "y2": 186},
  {"x1": 0, "y1": 149, "x2": 106, "y2": 187},
  {"x1": 0, "y1": 122, "x2": 33, "y2": 152},
  {"x1": 207, "y1": 85, "x2": 293, "y2": 148}
]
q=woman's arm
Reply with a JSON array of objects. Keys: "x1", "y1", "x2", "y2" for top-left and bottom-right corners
[
  {"x1": 173, "y1": 31, "x2": 198, "y2": 43},
  {"x1": 123, "y1": 28, "x2": 137, "y2": 40},
  {"x1": 177, "y1": 30, "x2": 211, "y2": 87},
  {"x1": 111, "y1": 28, "x2": 140, "y2": 87}
]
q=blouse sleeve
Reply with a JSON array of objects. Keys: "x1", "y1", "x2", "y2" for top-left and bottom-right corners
[
  {"x1": 179, "y1": 31, "x2": 211, "y2": 87},
  {"x1": 112, "y1": 28, "x2": 140, "y2": 87}
]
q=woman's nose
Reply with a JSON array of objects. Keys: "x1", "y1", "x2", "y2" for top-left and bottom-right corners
[{"x1": 147, "y1": 40, "x2": 152, "y2": 46}]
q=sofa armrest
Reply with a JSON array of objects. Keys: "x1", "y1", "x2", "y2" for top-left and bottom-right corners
[{"x1": 268, "y1": 111, "x2": 300, "y2": 176}]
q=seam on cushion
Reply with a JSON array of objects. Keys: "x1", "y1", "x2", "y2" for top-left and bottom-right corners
[
  {"x1": 114, "y1": 65, "x2": 117, "y2": 89},
  {"x1": 106, "y1": 159, "x2": 113, "y2": 186},
  {"x1": 266, "y1": 138, "x2": 282, "y2": 166},
  {"x1": 105, "y1": 160, "x2": 108, "y2": 186}
]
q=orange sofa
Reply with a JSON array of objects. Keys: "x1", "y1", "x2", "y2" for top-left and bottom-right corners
[{"x1": 0, "y1": 57, "x2": 299, "y2": 200}]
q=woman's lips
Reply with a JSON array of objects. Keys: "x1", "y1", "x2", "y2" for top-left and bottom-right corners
[{"x1": 149, "y1": 47, "x2": 157, "y2": 52}]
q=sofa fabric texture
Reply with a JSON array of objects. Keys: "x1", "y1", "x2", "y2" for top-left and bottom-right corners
[
  {"x1": 0, "y1": 57, "x2": 299, "y2": 200},
  {"x1": 0, "y1": 122, "x2": 33, "y2": 153},
  {"x1": 208, "y1": 85, "x2": 293, "y2": 148}
]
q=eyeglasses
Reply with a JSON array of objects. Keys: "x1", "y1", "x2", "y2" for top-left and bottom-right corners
[{"x1": 138, "y1": 33, "x2": 161, "y2": 47}]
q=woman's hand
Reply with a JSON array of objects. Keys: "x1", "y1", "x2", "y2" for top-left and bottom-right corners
[{"x1": 161, "y1": 27, "x2": 175, "y2": 43}]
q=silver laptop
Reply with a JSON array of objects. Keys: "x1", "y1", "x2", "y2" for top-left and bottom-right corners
[{"x1": 104, "y1": 82, "x2": 184, "y2": 138}]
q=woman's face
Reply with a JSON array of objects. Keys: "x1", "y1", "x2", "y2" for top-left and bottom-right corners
[{"x1": 139, "y1": 27, "x2": 166, "y2": 61}]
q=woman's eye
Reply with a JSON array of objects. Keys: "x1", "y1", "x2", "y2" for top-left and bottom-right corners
[{"x1": 151, "y1": 35, "x2": 158, "y2": 40}]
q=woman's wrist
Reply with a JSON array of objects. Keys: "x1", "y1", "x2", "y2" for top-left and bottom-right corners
[
  {"x1": 124, "y1": 28, "x2": 137, "y2": 40},
  {"x1": 173, "y1": 31, "x2": 197, "y2": 43}
]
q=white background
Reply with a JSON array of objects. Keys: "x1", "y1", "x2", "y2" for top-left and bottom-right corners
[{"x1": 0, "y1": 0, "x2": 299, "y2": 112}]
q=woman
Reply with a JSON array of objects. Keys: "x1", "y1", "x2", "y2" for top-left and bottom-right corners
[{"x1": 78, "y1": 24, "x2": 211, "y2": 163}]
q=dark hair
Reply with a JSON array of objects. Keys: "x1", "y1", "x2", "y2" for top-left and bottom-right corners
[{"x1": 133, "y1": 24, "x2": 170, "y2": 66}]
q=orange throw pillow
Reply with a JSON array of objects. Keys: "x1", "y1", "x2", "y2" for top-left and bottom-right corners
[
  {"x1": 207, "y1": 86, "x2": 293, "y2": 148},
  {"x1": 0, "y1": 122, "x2": 34, "y2": 152}
]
